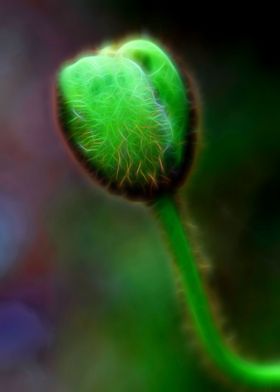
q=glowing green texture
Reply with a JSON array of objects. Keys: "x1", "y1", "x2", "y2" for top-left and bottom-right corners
[
  {"x1": 56, "y1": 37, "x2": 280, "y2": 389},
  {"x1": 57, "y1": 38, "x2": 190, "y2": 198}
]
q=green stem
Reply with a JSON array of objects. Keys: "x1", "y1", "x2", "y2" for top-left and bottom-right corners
[{"x1": 152, "y1": 194, "x2": 280, "y2": 388}]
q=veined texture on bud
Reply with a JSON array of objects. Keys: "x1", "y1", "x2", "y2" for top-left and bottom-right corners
[{"x1": 57, "y1": 37, "x2": 196, "y2": 199}]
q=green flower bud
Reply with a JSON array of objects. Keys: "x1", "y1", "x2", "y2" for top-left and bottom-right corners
[{"x1": 56, "y1": 37, "x2": 197, "y2": 199}]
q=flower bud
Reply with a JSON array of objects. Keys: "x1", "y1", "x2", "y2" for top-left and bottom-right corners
[{"x1": 56, "y1": 37, "x2": 197, "y2": 199}]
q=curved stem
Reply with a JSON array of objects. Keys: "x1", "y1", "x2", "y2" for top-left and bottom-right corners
[{"x1": 152, "y1": 194, "x2": 280, "y2": 388}]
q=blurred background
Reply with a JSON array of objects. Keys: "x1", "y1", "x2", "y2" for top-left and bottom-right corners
[{"x1": 0, "y1": 1, "x2": 280, "y2": 391}]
